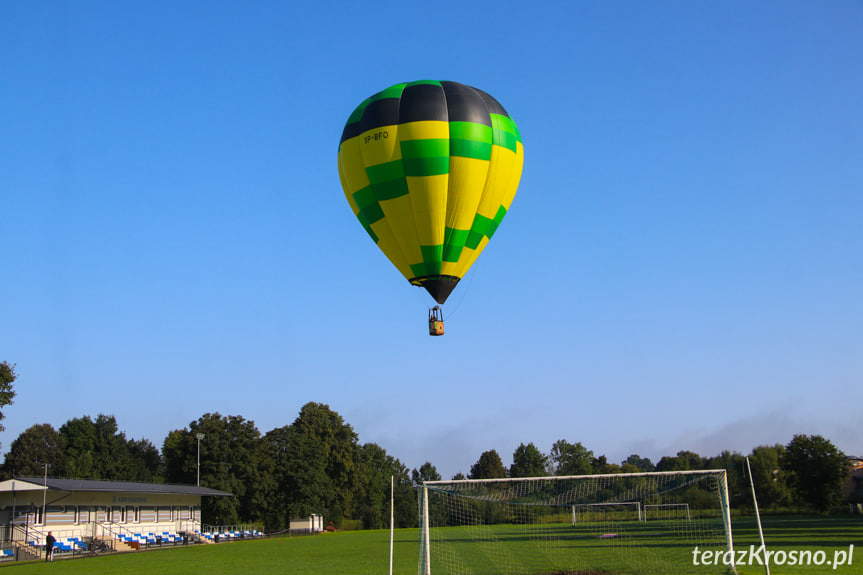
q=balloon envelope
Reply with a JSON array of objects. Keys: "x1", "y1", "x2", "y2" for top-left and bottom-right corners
[{"x1": 338, "y1": 80, "x2": 523, "y2": 304}]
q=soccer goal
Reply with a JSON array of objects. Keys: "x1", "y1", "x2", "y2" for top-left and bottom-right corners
[{"x1": 418, "y1": 470, "x2": 735, "y2": 575}]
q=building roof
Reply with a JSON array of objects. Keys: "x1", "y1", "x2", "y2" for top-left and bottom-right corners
[{"x1": 0, "y1": 477, "x2": 232, "y2": 498}]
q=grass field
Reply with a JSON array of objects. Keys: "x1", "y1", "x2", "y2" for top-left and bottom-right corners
[
  {"x1": 425, "y1": 517, "x2": 732, "y2": 574},
  {"x1": 1, "y1": 515, "x2": 860, "y2": 574},
  {"x1": 732, "y1": 515, "x2": 862, "y2": 575}
]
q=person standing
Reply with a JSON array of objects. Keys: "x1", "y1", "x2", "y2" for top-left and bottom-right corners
[{"x1": 45, "y1": 532, "x2": 56, "y2": 562}]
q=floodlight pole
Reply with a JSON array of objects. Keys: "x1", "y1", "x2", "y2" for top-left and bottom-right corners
[
  {"x1": 196, "y1": 433, "x2": 205, "y2": 487},
  {"x1": 10, "y1": 477, "x2": 15, "y2": 544},
  {"x1": 42, "y1": 463, "x2": 49, "y2": 526},
  {"x1": 389, "y1": 476, "x2": 394, "y2": 575}
]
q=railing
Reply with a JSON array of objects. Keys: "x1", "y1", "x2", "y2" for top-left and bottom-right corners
[
  {"x1": 200, "y1": 524, "x2": 264, "y2": 542},
  {"x1": 0, "y1": 525, "x2": 35, "y2": 562},
  {"x1": 103, "y1": 521, "x2": 204, "y2": 549},
  {"x1": 98, "y1": 522, "x2": 139, "y2": 551},
  {"x1": 10, "y1": 525, "x2": 91, "y2": 559},
  {"x1": 3, "y1": 515, "x2": 207, "y2": 564},
  {"x1": 0, "y1": 517, "x2": 208, "y2": 561}
]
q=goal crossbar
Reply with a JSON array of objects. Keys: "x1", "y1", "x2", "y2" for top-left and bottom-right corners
[{"x1": 422, "y1": 468, "x2": 728, "y2": 487}]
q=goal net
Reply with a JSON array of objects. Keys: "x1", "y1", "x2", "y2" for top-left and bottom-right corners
[
  {"x1": 418, "y1": 470, "x2": 735, "y2": 575},
  {"x1": 644, "y1": 503, "x2": 691, "y2": 522}
]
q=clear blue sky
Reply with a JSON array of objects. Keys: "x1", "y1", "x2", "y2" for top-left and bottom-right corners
[{"x1": 2, "y1": 1, "x2": 861, "y2": 480}]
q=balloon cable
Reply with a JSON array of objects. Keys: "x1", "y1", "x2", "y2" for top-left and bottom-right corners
[{"x1": 440, "y1": 267, "x2": 477, "y2": 322}]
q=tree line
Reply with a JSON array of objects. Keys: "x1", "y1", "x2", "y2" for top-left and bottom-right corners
[
  {"x1": 0, "y1": 403, "x2": 417, "y2": 531},
  {"x1": 0, "y1": 362, "x2": 855, "y2": 530},
  {"x1": 465, "y1": 436, "x2": 852, "y2": 514}
]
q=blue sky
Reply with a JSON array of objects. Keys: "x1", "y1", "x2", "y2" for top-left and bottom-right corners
[{"x1": 1, "y1": 1, "x2": 861, "y2": 481}]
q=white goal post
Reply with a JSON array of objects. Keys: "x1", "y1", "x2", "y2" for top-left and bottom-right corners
[{"x1": 419, "y1": 469, "x2": 735, "y2": 575}]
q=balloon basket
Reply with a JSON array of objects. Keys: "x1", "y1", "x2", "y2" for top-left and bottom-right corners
[{"x1": 428, "y1": 307, "x2": 445, "y2": 336}]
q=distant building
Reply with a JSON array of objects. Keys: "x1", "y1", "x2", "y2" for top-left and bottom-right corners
[
  {"x1": 290, "y1": 514, "x2": 323, "y2": 534},
  {"x1": 0, "y1": 477, "x2": 231, "y2": 546},
  {"x1": 843, "y1": 456, "x2": 863, "y2": 504}
]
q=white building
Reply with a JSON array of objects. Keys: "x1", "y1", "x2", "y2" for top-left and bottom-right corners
[
  {"x1": 0, "y1": 476, "x2": 232, "y2": 555},
  {"x1": 290, "y1": 514, "x2": 324, "y2": 534}
]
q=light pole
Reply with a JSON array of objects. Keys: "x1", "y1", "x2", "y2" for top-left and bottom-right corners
[
  {"x1": 41, "y1": 463, "x2": 50, "y2": 526},
  {"x1": 10, "y1": 476, "x2": 15, "y2": 543},
  {"x1": 196, "y1": 433, "x2": 205, "y2": 486}
]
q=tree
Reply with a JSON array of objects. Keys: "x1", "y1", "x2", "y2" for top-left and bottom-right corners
[
  {"x1": 412, "y1": 461, "x2": 448, "y2": 528},
  {"x1": 0, "y1": 423, "x2": 66, "y2": 479},
  {"x1": 164, "y1": 413, "x2": 273, "y2": 525},
  {"x1": 60, "y1": 416, "x2": 99, "y2": 478},
  {"x1": 162, "y1": 429, "x2": 196, "y2": 484},
  {"x1": 469, "y1": 450, "x2": 507, "y2": 479},
  {"x1": 267, "y1": 403, "x2": 363, "y2": 528},
  {"x1": 510, "y1": 443, "x2": 548, "y2": 478},
  {"x1": 0, "y1": 362, "x2": 17, "y2": 449},
  {"x1": 656, "y1": 450, "x2": 704, "y2": 472},
  {"x1": 261, "y1": 425, "x2": 290, "y2": 531},
  {"x1": 356, "y1": 443, "x2": 415, "y2": 529},
  {"x1": 549, "y1": 440, "x2": 593, "y2": 476},
  {"x1": 782, "y1": 434, "x2": 849, "y2": 512},
  {"x1": 265, "y1": 424, "x2": 329, "y2": 530},
  {"x1": 59, "y1": 414, "x2": 161, "y2": 481},
  {"x1": 704, "y1": 450, "x2": 748, "y2": 507},
  {"x1": 392, "y1": 466, "x2": 418, "y2": 528},
  {"x1": 357, "y1": 443, "x2": 387, "y2": 529},
  {"x1": 622, "y1": 454, "x2": 654, "y2": 472},
  {"x1": 127, "y1": 438, "x2": 164, "y2": 482},
  {"x1": 590, "y1": 455, "x2": 620, "y2": 474},
  {"x1": 412, "y1": 462, "x2": 441, "y2": 484},
  {"x1": 745, "y1": 445, "x2": 791, "y2": 509}
]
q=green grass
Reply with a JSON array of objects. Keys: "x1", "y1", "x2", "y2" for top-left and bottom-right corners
[
  {"x1": 426, "y1": 518, "x2": 733, "y2": 574},
  {"x1": 1, "y1": 530, "x2": 421, "y2": 575},
  {"x1": 2, "y1": 515, "x2": 861, "y2": 574},
  {"x1": 731, "y1": 515, "x2": 863, "y2": 575}
]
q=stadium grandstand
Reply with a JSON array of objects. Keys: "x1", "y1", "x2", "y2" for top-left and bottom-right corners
[{"x1": 0, "y1": 476, "x2": 249, "y2": 561}]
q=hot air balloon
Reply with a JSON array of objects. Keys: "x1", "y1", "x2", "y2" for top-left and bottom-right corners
[{"x1": 338, "y1": 80, "x2": 523, "y2": 335}]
